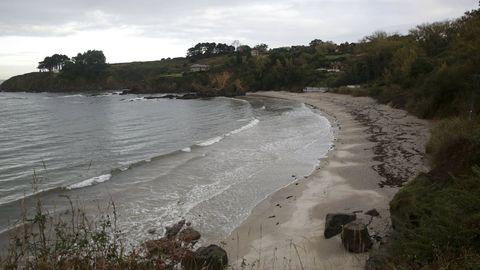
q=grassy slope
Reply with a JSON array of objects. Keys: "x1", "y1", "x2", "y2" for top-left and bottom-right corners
[
  {"x1": 0, "y1": 56, "x2": 231, "y2": 92},
  {"x1": 387, "y1": 118, "x2": 480, "y2": 269}
]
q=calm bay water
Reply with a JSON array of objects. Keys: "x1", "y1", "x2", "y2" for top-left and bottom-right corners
[{"x1": 0, "y1": 92, "x2": 333, "y2": 244}]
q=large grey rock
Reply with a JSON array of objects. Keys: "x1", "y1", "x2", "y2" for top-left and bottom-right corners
[
  {"x1": 165, "y1": 219, "x2": 185, "y2": 239},
  {"x1": 178, "y1": 227, "x2": 201, "y2": 244},
  {"x1": 341, "y1": 221, "x2": 373, "y2": 253},
  {"x1": 324, "y1": 213, "x2": 356, "y2": 238},
  {"x1": 365, "y1": 208, "x2": 380, "y2": 217},
  {"x1": 182, "y1": 244, "x2": 228, "y2": 270}
]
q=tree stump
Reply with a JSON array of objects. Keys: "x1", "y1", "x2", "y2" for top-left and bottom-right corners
[
  {"x1": 324, "y1": 213, "x2": 356, "y2": 239},
  {"x1": 341, "y1": 221, "x2": 373, "y2": 253}
]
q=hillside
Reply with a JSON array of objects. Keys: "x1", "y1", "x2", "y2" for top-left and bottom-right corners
[
  {"x1": 0, "y1": 55, "x2": 234, "y2": 94},
  {"x1": 0, "y1": 43, "x2": 351, "y2": 95}
]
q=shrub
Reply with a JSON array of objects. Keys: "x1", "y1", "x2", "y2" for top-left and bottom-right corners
[
  {"x1": 389, "y1": 170, "x2": 480, "y2": 269},
  {"x1": 0, "y1": 197, "x2": 196, "y2": 270},
  {"x1": 426, "y1": 118, "x2": 480, "y2": 176}
]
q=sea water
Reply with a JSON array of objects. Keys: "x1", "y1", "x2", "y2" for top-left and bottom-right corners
[{"x1": 0, "y1": 92, "x2": 333, "y2": 244}]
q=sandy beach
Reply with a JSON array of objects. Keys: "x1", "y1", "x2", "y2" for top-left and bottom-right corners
[{"x1": 223, "y1": 91, "x2": 430, "y2": 269}]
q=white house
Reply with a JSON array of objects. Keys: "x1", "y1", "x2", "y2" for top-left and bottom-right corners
[
  {"x1": 190, "y1": 64, "x2": 210, "y2": 72},
  {"x1": 303, "y1": 87, "x2": 328, "y2": 92}
]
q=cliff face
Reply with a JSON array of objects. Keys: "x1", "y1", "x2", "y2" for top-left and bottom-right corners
[
  {"x1": 1, "y1": 72, "x2": 61, "y2": 92},
  {"x1": 0, "y1": 70, "x2": 246, "y2": 97}
]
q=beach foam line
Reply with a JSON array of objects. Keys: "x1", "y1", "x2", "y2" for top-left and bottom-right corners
[
  {"x1": 197, "y1": 118, "x2": 259, "y2": 147},
  {"x1": 66, "y1": 174, "x2": 112, "y2": 190},
  {"x1": 197, "y1": 136, "x2": 224, "y2": 146},
  {"x1": 127, "y1": 97, "x2": 145, "y2": 102},
  {"x1": 60, "y1": 94, "x2": 85, "y2": 98},
  {"x1": 226, "y1": 118, "x2": 259, "y2": 136},
  {"x1": 181, "y1": 147, "x2": 192, "y2": 152}
]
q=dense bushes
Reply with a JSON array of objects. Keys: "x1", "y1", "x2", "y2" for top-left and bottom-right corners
[
  {"x1": 336, "y1": 9, "x2": 480, "y2": 119},
  {"x1": 426, "y1": 118, "x2": 480, "y2": 176},
  {"x1": 389, "y1": 118, "x2": 480, "y2": 269},
  {"x1": 390, "y1": 171, "x2": 480, "y2": 269},
  {"x1": 0, "y1": 198, "x2": 201, "y2": 270}
]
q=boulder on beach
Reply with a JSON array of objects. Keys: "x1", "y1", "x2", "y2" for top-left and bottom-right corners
[
  {"x1": 165, "y1": 219, "x2": 185, "y2": 239},
  {"x1": 365, "y1": 208, "x2": 380, "y2": 217},
  {"x1": 341, "y1": 221, "x2": 373, "y2": 253},
  {"x1": 182, "y1": 244, "x2": 228, "y2": 270},
  {"x1": 179, "y1": 227, "x2": 202, "y2": 244},
  {"x1": 324, "y1": 213, "x2": 356, "y2": 239}
]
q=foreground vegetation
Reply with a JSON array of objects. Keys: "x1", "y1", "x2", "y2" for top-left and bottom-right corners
[
  {"x1": 0, "y1": 196, "x2": 227, "y2": 270},
  {"x1": 387, "y1": 118, "x2": 480, "y2": 269}
]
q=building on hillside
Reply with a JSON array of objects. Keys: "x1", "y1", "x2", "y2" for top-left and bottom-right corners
[
  {"x1": 316, "y1": 68, "x2": 340, "y2": 73},
  {"x1": 190, "y1": 64, "x2": 210, "y2": 72},
  {"x1": 303, "y1": 87, "x2": 328, "y2": 92}
]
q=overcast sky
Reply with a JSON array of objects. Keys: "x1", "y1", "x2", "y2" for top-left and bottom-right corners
[{"x1": 0, "y1": 0, "x2": 477, "y2": 79}]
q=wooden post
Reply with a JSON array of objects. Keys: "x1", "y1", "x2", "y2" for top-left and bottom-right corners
[{"x1": 341, "y1": 221, "x2": 373, "y2": 253}]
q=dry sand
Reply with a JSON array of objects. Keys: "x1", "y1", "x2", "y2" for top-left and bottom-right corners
[{"x1": 222, "y1": 91, "x2": 430, "y2": 269}]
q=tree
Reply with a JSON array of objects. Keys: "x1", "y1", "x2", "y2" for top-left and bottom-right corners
[
  {"x1": 410, "y1": 22, "x2": 453, "y2": 57},
  {"x1": 62, "y1": 50, "x2": 107, "y2": 79},
  {"x1": 37, "y1": 54, "x2": 70, "y2": 72},
  {"x1": 253, "y1": 44, "x2": 268, "y2": 53},
  {"x1": 72, "y1": 50, "x2": 106, "y2": 66},
  {"x1": 186, "y1": 42, "x2": 235, "y2": 58}
]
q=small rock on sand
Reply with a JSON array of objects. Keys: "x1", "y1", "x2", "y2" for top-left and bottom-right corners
[{"x1": 365, "y1": 208, "x2": 380, "y2": 217}]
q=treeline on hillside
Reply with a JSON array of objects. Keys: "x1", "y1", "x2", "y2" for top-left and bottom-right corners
[
  {"x1": 38, "y1": 50, "x2": 107, "y2": 79},
  {"x1": 0, "y1": 50, "x2": 110, "y2": 92},
  {"x1": 333, "y1": 9, "x2": 480, "y2": 119},
  {"x1": 352, "y1": 8, "x2": 480, "y2": 270}
]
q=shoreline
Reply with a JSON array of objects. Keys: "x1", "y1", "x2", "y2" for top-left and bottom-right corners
[{"x1": 222, "y1": 91, "x2": 430, "y2": 269}]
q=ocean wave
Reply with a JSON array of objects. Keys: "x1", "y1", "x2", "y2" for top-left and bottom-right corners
[
  {"x1": 60, "y1": 94, "x2": 85, "y2": 98},
  {"x1": 0, "y1": 186, "x2": 60, "y2": 206},
  {"x1": 127, "y1": 97, "x2": 145, "y2": 102},
  {"x1": 226, "y1": 119, "x2": 259, "y2": 136},
  {"x1": 196, "y1": 118, "x2": 259, "y2": 147},
  {"x1": 228, "y1": 97, "x2": 250, "y2": 104},
  {"x1": 66, "y1": 174, "x2": 112, "y2": 190},
  {"x1": 197, "y1": 136, "x2": 224, "y2": 146}
]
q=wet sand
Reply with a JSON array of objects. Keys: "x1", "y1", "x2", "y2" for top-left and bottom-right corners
[{"x1": 223, "y1": 91, "x2": 430, "y2": 269}]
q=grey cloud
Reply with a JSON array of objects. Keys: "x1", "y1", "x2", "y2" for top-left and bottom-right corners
[{"x1": 0, "y1": 0, "x2": 477, "y2": 43}]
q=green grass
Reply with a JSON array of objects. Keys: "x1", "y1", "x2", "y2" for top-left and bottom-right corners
[{"x1": 388, "y1": 118, "x2": 480, "y2": 269}]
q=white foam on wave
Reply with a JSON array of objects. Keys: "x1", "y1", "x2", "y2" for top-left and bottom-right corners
[
  {"x1": 197, "y1": 136, "x2": 224, "y2": 147},
  {"x1": 196, "y1": 118, "x2": 259, "y2": 147},
  {"x1": 226, "y1": 118, "x2": 259, "y2": 136},
  {"x1": 181, "y1": 147, "x2": 192, "y2": 152},
  {"x1": 66, "y1": 174, "x2": 112, "y2": 190},
  {"x1": 127, "y1": 97, "x2": 145, "y2": 102},
  {"x1": 227, "y1": 97, "x2": 249, "y2": 104},
  {"x1": 60, "y1": 94, "x2": 85, "y2": 98}
]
